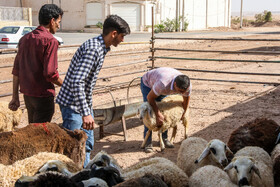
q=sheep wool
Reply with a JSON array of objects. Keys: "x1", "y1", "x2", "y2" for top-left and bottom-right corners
[
  {"x1": 227, "y1": 118, "x2": 280, "y2": 154},
  {"x1": 0, "y1": 152, "x2": 80, "y2": 187},
  {"x1": 189, "y1": 165, "x2": 238, "y2": 187},
  {"x1": 0, "y1": 101, "x2": 22, "y2": 132},
  {"x1": 228, "y1": 146, "x2": 274, "y2": 187},
  {"x1": 123, "y1": 157, "x2": 188, "y2": 187},
  {"x1": 271, "y1": 144, "x2": 280, "y2": 186},
  {"x1": 139, "y1": 94, "x2": 189, "y2": 151}
]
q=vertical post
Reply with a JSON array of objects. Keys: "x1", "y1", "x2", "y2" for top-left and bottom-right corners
[
  {"x1": 175, "y1": 0, "x2": 178, "y2": 32},
  {"x1": 206, "y1": 0, "x2": 208, "y2": 28},
  {"x1": 240, "y1": 0, "x2": 243, "y2": 28},
  {"x1": 182, "y1": 0, "x2": 185, "y2": 31},
  {"x1": 28, "y1": 8, "x2": 32, "y2": 26},
  {"x1": 151, "y1": 6, "x2": 155, "y2": 69},
  {"x1": 228, "y1": 0, "x2": 231, "y2": 27}
]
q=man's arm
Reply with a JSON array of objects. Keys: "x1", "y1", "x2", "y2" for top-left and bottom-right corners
[
  {"x1": 181, "y1": 95, "x2": 190, "y2": 120},
  {"x1": 9, "y1": 75, "x2": 20, "y2": 111},
  {"x1": 147, "y1": 90, "x2": 164, "y2": 127},
  {"x1": 51, "y1": 77, "x2": 63, "y2": 87}
]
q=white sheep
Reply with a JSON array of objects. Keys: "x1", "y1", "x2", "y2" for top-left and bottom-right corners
[
  {"x1": 0, "y1": 101, "x2": 22, "y2": 132},
  {"x1": 123, "y1": 157, "x2": 189, "y2": 187},
  {"x1": 189, "y1": 165, "x2": 238, "y2": 187},
  {"x1": 177, "y1": 137, "x2": 233, "y2": 177},
  {"x1": 271, "y1": 143, "x2": 280, "y2": 186},
  {"x1": 225, "y1": 146, "x2": 274, "y2": 187},
  {"x1": 0, "y1": 152, "x2": 80, "y2": 187},
  {"x1": 139, "y1": 95, "x2": 189, "y2": 151}
]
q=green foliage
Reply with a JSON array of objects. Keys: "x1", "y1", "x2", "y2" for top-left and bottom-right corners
[
  {"x1": 96, "y1": 22, "x2": 103, "y2": 29},
  {"x1": 264, "y1": 11, "x2": 272, "y2": 22},
  {"x1": 255, "y1": 10, "x2": 273, "y2": 22},
  {"x1": 154, "y1": 24, "x2": 165, "y2": 33},
  {"x1": 154, "y1": 16, "x2": 189, "y2": 33}
]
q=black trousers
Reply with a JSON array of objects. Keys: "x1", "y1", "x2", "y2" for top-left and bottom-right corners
[{"x1": 23, "y1": 95, "x2": 54, "y2": 123}]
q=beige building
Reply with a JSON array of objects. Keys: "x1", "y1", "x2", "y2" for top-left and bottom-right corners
[{"x1": 0, "y1": 0, "x2": 231, "y2": 32}]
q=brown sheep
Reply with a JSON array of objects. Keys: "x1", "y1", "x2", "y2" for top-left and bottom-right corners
[
  {"x1": 227, "y1": 118, "x2": 280, "y2": 154},
  {"x1": 0, "y1": 122, "x2": 87, "y2": 168}
]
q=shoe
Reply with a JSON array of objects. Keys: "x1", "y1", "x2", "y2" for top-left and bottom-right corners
[
  {"x1": 164, "y1": 139, "x2": 174, "y2": 148},
  {"x1": 144, "y1": 144, "x2": 154, "y2": 153}
]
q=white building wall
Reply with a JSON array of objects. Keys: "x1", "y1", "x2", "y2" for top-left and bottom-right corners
[{"x1": 159, "y1": 0, "x2": 230, "y2": 31}]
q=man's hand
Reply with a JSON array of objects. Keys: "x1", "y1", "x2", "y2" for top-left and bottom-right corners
[
  {"x1": 82, "y1": 115, "x2": 95, "y2": 130},
  {"x1": 156, "y1": 111, "x2": 165, "y2": 127},
  {"x1": 9, "y1": 98, "x2": 20, "y2": 111}
]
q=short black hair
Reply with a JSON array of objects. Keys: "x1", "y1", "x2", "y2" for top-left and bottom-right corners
[
  {"x1": 39, "y1": 4, "x2": 63, "y2": 25},
  {"x1": 175, "y1": 75, "x2": 190, "y2": 90},
  {"x1": 103, "y1": 15, "x2": 130, "y2": 36}
]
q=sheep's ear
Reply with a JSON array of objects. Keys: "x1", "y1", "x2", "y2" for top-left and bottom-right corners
[
  {"x1": 148, "y1": 107, "x2": 153, "y2": 118},
  {"x1": 224, "y1": 162, "x2": 234, "y2": 171},
  {"x1": 252, "y1": 164, "x2": 261, "y2": 179},
  {"x1": 195, "y1": 147, "x2": 210, "y2": 164}
]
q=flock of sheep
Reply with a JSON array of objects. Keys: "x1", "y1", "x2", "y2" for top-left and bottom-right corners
[{"x1": 0, "y1": 97, "x2": 280, "y2": 186}]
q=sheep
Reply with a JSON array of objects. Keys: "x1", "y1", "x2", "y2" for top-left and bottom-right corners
[
  {"x1": 0, "y1": 122, "x2": 87, "y2": 168},
  {"x1": 139, "y1": 94, "x2": 189, "y2": 151},
  {"x1": 226, "y1": 146, "x2": 274, "y2": 187},
  {"x1": 271, "y1": 143, "x2": 280, "y2": 186},
  {"x1": 123, "y1": 157, "x2": 189, "y2": 187},
  {"x1": 0, "y1": 101, "x2": 22, "y2": 132},
  {"x1": 227, "y1": 118, "x2": 280, "y2": 154},
  {"x1": 0, "y1": 152, "x2": 80, "y2": 187},
  {"x1": 85, "y1": 150, "x2": 123, "y2": 175},
  {"x1": 36, "y1": 160, "x2": 73, "y2": 176},
  {"x1": 114, "y1": 173, "x2": 168, "y2": 187},
  {"x1": 189, "y1": 165, "x2": 238, "y2": 187},
  {"x1": 177, "y1": 137, "x2": 233, "y2": 177},
  {"x1": 15, "y1": 171, "x2": 109, "y2": 187}
]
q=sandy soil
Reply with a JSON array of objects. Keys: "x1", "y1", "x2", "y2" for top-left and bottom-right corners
[{"x1": 0, "y1": 26, "x2": 280, "y2": 170}]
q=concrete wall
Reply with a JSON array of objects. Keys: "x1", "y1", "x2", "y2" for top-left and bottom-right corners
[{"x1": 160, "y1": 0, "x2": 231, "y2": 31}]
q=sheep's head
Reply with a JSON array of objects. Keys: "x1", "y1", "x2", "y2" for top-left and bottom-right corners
[
  {"x1": 138, "y1": 102, "x2": 153, "y2": 121},
  {"x1": 37, "y1": 160, "x2": 72, "y2": 177},
  {"x1": 195, "y1": 139, "x2": 232, "y2": 167},
  {"x1": 224, "y1": 156, "x2": 261, "y2": 186}
]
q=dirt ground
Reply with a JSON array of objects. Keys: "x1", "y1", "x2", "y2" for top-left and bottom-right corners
[{"x1": 0, "y1": 25, "x2": 280, "y2": 170}]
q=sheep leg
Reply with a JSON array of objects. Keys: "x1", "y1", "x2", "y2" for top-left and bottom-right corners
[
  {"x1": 141, "y1": 130, "x2": 151, "y2": 148},
  {"x1": 184, "y1": 119, "x2": 189, "y2": 139},
  {"x1": 170, "y1": 126, "x2": 177, "y2": 144},
  {"x1": 159, "y1": 129, "x2": 165, "y2": 151}
]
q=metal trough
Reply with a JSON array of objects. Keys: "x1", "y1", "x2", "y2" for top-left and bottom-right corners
[{"x1": 93, "y1": 97, "x2": 143, "y2": 141}]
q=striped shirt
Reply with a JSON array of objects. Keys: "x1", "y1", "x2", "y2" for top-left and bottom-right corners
[
  {"x1": 142, "y1": 67, "x2": 192, "y2": 97},
  {"x1": 56, "y1": 35, "x2": 110, "y2": 116}
]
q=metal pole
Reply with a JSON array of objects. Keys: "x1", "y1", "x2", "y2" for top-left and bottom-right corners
[
  {"x1": 182, "y1": 0, "x2": 185, "y2": 31},
  {"x1": 151, "y1": 56, "x2": 280, "y2": 63},
  {"x1": 240, "y1": 0, "x2": 243, "y2": 28},
  {"x1": 176, "y1": 0, "x2": 178, "y2": 32},
  {"x1": 151, "y1": 6, "x2": 155, "y2": 69},
  {"x1": 206, "y1": 0, "x2": 208, "y2": 28}
]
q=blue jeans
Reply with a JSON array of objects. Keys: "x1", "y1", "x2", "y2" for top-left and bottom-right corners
[
  {"x1": 59, "y1": 105, "x2": 94, "y2": 168},
  {"x1": 140, "y1": 78, "x2": 167, "y2": 146}
]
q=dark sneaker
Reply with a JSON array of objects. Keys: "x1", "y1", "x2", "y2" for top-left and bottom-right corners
[
  {"x1": 164, "y1": 139, "x2": 174, "y2": 148},
  {"x1": 144, "y1": 144, "x2": 154, "y2": 153}
]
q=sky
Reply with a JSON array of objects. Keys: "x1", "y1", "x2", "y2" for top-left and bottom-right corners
[{"x1": 231, "y1": 0, "x2": 280, "y2": 13}]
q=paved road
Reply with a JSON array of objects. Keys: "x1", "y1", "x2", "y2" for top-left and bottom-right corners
[{"x1": 55, "y1": 28, "x2": 280, "y2": 45}]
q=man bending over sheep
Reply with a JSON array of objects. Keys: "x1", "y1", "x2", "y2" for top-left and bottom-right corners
[
  {"x1": 140, "y1": 67, "x2": 191, "y2": 153},
  {"x1": 9, "y1": 4, "x2": 63, "y2": 123},
  {"x1": 56, "y1": 15, "x2": 130, "y2": 167}
]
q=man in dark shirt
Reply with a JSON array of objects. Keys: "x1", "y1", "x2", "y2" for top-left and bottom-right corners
[{"x1": 9, "y1": 4, "x2": 63, "y2": 123}]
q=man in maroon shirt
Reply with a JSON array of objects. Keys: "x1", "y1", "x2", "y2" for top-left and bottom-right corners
[{"x1": 9, "y1": 4, "x2": 64, "y2": 123}]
